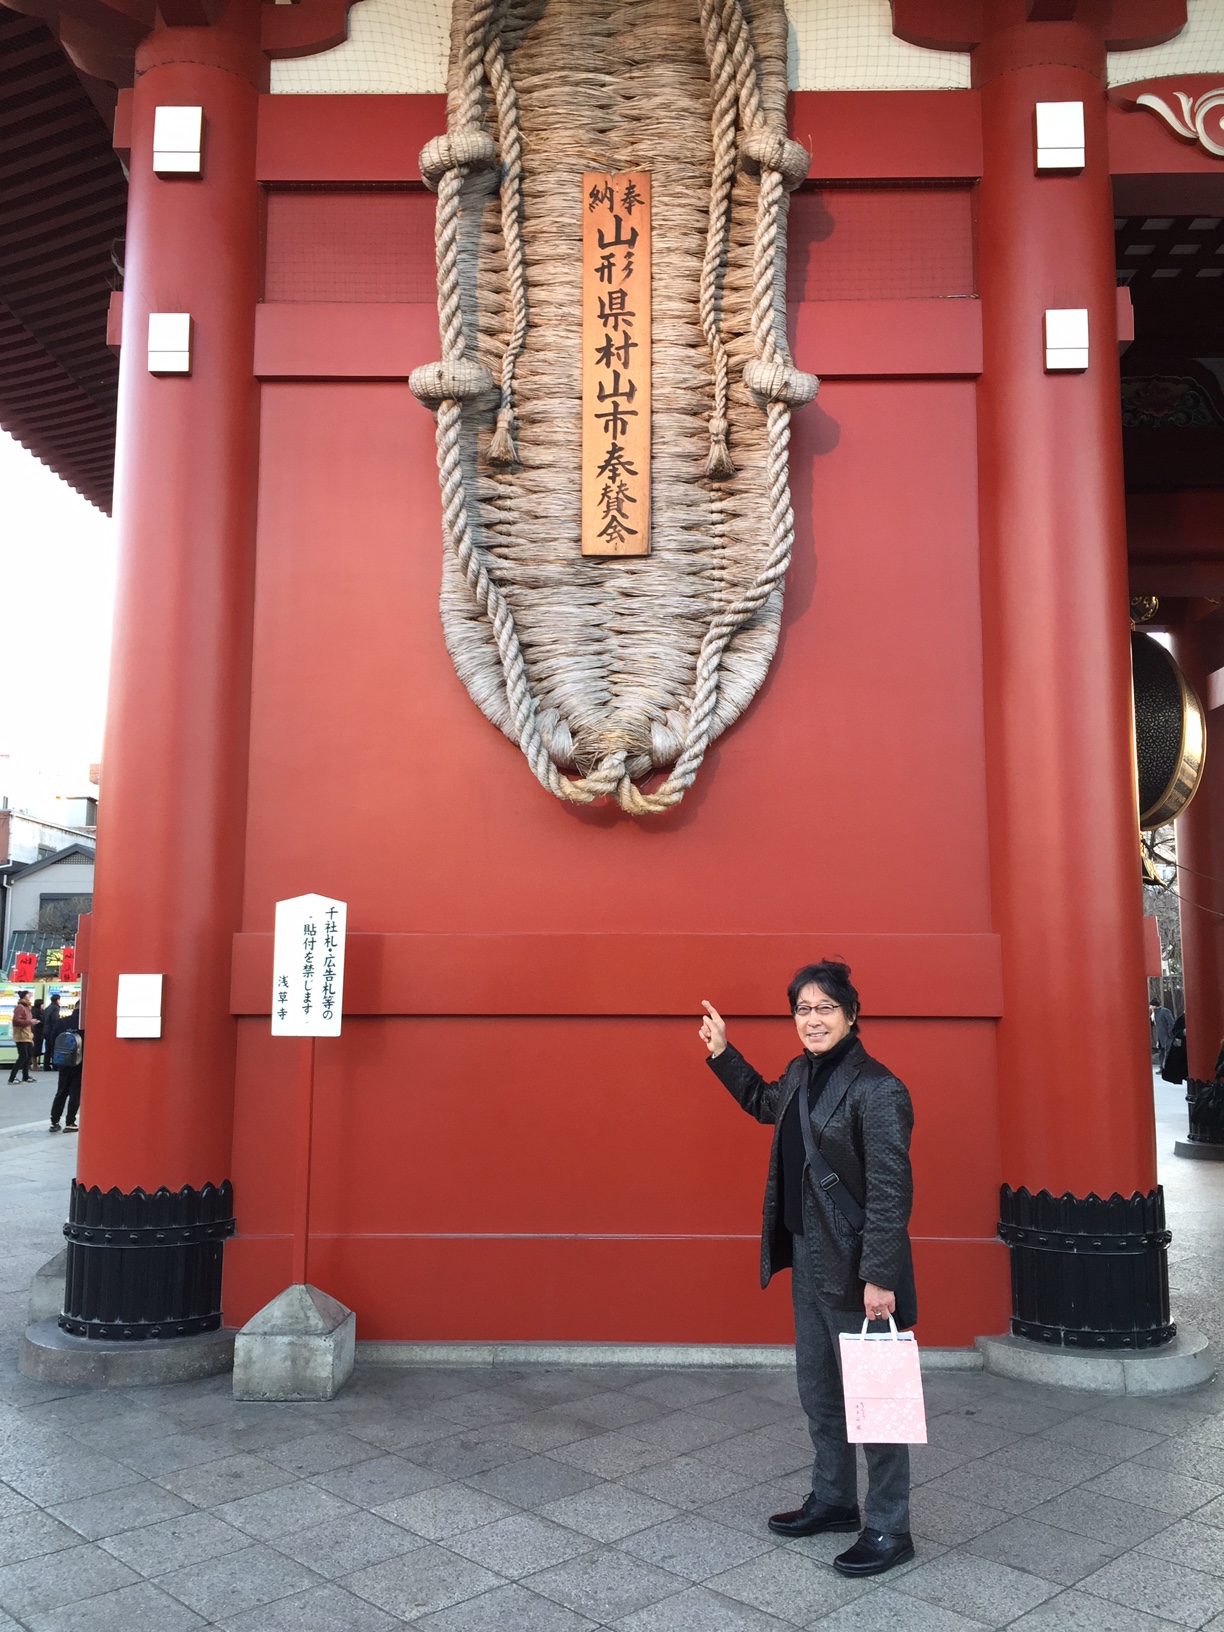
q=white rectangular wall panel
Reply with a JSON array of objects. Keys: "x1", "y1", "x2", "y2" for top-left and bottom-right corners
[
  {"x1": 272, "y1": 894, "x2": 347, "y2": 1037},
  {"x1": 1044, "y1": 307, "x2": 1089, "y2": 371},
  {"x1": 1035, "y1": 101, "x2": 1085, "y2": 170},
  {"x1": 116, "y1": 972, "x2": 163, "y2": 1038},
  {"x1": 147, "y1": 312, "x2": 192, "y2": 374},
  {"x1": 152, "y1": 105, "x2": 203, "y2": 174}
]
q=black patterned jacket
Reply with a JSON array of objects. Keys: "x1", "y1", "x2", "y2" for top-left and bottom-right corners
[{"x1": 708, "y1": 1036, "x2": 914, "y2": 1310}]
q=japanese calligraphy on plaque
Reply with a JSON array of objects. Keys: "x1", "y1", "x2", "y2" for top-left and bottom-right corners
[
  {"x1": 271, "y1": 893, "x2": 347, "y2": 1038},
  {"x1": 582, "y1": 171, "x2": 651, "y2": 557}
]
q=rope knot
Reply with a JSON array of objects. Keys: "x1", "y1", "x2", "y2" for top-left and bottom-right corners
[
  {"x1": 488, "y1": 406, "x2": 519, "y2": 466},
  {"x1": 705, "y1": 414, "x2": 735, "y2": 480},
  {"x1": 409, "y1": 358, "x2": 497, "y2": 409},
  {"x1": 742, "y1": 357, "x2": 819, "y2": 407},
  {"x1": 419, "y1": 128, "x2": 499, "y2": 192},
  {"x1": 739, "y1": 127, "x2": 810, "y2": 191}
]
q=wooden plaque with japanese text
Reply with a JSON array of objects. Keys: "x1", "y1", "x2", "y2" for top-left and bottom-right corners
[{"x1": 581, "y1": 171, "x2": 651, "y2": 557}]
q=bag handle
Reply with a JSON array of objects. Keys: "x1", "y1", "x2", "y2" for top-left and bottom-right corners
[{"x1": 858, "y1": 1313, "x2": 900, "y2": 1339}]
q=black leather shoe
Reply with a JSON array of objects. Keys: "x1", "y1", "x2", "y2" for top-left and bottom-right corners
[
  {"x1": 833, "y1": 1528, "x2": 915, "y2": 1576},
  {"x1": 768, "y1": 1494, "x2": 860, "y2": 1537}
]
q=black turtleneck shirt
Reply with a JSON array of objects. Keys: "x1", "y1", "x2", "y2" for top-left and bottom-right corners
[{"x1": 777, "y1": 1031, "x2": 856, "y2": 1237}]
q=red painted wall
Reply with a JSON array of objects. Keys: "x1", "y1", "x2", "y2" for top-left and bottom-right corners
[{"x1": 222, "y1": 175, "x2": 1012, "y2": 1344}]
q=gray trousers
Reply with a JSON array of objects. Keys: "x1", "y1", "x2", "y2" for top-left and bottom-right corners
[{"x1": 791, "y1": 1239, "x2": 910, "y2": 1534}]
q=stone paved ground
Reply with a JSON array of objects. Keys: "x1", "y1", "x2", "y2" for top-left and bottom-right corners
[{"x1": 0, "y1": 1073, "x2": 1222, "y2": 1631}]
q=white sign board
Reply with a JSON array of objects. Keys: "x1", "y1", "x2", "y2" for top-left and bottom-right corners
[{"x1": 272, "y1": 894, "x2": 346, "y2": 1037}]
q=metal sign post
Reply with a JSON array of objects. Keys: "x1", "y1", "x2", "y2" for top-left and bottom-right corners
[{"x1": 271, "y1": 894, "x2": 347, "y2": 1287}]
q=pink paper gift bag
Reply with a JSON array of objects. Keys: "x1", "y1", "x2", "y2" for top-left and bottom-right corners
[{"x1": 839, "y1": 1318, "x2": 928, "y2": 1444}]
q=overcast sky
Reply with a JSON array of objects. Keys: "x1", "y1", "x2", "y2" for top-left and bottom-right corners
[{"x1": 0, "y1": 431, "x2": 116, "y2": 820}]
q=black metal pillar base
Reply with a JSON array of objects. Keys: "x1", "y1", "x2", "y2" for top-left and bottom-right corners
[
  {"x1": 61, "y1": 1180, "x2": 235, "y2": 1341},
  {"x1": 998, "y1": 1185, "x2": 1174, "y2": 1350}
]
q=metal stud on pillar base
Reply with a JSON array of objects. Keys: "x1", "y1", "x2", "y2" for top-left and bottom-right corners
[{"x1": 997, "y1": 1185, "x2": 1174, "y2": 1350}]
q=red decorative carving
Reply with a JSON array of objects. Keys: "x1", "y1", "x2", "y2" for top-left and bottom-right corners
[{"x1": 1114, "y1": 75, "x2": 1224, "y2": 158}]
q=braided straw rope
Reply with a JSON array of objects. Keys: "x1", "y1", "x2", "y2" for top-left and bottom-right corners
[{"x1": 411, "y1": 0, "x2": 816, "y2": 814}]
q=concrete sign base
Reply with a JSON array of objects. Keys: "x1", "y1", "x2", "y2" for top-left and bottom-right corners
[{"x1": 233, "y1": 1282, "x2": 356, "y2": 1401}]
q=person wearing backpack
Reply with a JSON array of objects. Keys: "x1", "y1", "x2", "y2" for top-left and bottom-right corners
[{"x1": 49, "y1": 1009, "x2": 83, "y2": 1132}]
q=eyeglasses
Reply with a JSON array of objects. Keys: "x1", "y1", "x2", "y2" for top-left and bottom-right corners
[{"x1": 794, "y1": 1003, "x2": 841, "y2": 1019}]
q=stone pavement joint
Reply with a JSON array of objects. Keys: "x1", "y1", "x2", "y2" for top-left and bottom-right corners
[{"x1": 0, "y1": 1075, "x2": 1219, "y2": 1628}]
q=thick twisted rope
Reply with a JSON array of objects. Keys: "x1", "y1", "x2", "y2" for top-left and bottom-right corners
[{"x1": 418, "y1": 0, "x2": 812, "y2": 814}]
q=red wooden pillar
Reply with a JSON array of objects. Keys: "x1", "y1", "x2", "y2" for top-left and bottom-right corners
[
  {"x1": 1171, "y1": 618, "x2": 1224, "y2": 1082},
  {"x1": 63, "y1": 9, "x2": 263, "y2": 1340},
  {"x1": 975, "y1": 18, "x2": 1167, "y2": 1342}
]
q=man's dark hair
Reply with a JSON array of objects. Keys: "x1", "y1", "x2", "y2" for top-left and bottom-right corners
[{"x1": 787, "y1": 960, "x2": 860, "y2": 1030}]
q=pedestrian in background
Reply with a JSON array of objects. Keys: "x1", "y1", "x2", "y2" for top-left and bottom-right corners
[
  {"x1": 49, "y1": 1008, "x2": 82, "y2": 1133},
  {"x1": 8, "y1": 991, "x2": 35, "y2": 1084},
  {"x1": 1151, "y1": 1001, "x2": 1174, "y2": 1061},
  {"x1": 30, "y1": 997, "x2": 44, "y2": 1070},
  {"x1": 699, "y1": 960, "x2": 917, "y2": 1579},
  {"x1": 1162, "y1": 1012, "x2": 1188, "y2": 1085},
  {"x1": 40, "y1": 992, "x2": 62, "y2": 1069}
]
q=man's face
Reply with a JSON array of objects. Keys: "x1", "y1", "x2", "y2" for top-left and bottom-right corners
[{"x1": 793, "y1": 983, "x2": 854, "y2": 1054}]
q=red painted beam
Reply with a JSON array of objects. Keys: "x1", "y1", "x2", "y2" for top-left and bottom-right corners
[
  {"x1": 790, "y1": 298, "x2": 982, "y2": 378},
  {"x1": 253, "y1": 302, "x2": 438, "y2": 378},
  {"x1": 256, "y1": 93, "x2": 446, "y2": 183},
  {"x1": 230, "y1": 931, "x2": 1004, "y2": 1017},
  {"x1": 788, "y1": 91, "x2": 982, "y2": 181}
]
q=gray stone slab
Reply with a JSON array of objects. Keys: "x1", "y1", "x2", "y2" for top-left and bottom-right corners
[
  {"x1": 1005, "y1": 1589, "x2": 1180, "y2": 1631},
  {"x1": 526, "y1": 1546, "x2": 686, "y2": 1621},
  {"x1": 0, "y1": 1509, "x2": 82, "y2": 1565},
  {"x1": 273, "y1": 1509, "x2": 420, "y2": 1579},
  {"x1": 965, "y1": 1516, "x2": 1121, "y2": 1585},
  {"x1": 154, "y1": 1540, "x2": 321, "y2": 1620},
  {"x1": 811, "y1": 1585, "x2": 989, "y2": 1630},
  {"x1": 345, "y1": 1540, "x2": 504, "y2": 1619},
  {"x1": 411, "y1": 1429, "x2": 534, "y2": 1480},
  {"x1": 918, "y1": 1460, "x2": 1067, "y2": 1516},
  {"x1": 375, "y1": 1481, "x2": 519, "y2": 1541},
  {"x1": 219, "y1": 1580, "x2": 406, "y2": 1631},
  {"x1": 1078, "y1": 1551, "x2": 1224, "y2": 1626},
  {"x1": 549, "y1": 1428, "x2": 675, "y2": 1479},
  {"x1": 1045, "y1": 1416, "x2": 1166, "y2": 1460},
  {"x1": 1079, "y1": 1462, "x2": 1224, "y2": 1517},
  {"x1": 468, "y1": 1452, "x2": 605, "y2": 1509},
  {"x1": 2, "y1": 1448, "x2": 143, "y2": 1508},
  {"x1": 541, "y1": 1483, "x2": 682, "y2": 1542},
  {"x1": 447, "y1": 1511, "x2": 597, "y2": 1578},
  {"x1": 97, "y1": 1510, "x2": 252, "y2": 1577},
  {"x1": 616, "y1": 1515, "x2": 771, "y2": 1583},
  {"x1": 312, "y1": 1450, "x2": 444, "y2": 1505},
  {"x1": 622, "y1": 1452, "x2": 759, "y2": 1509},
  {"x1": 19, "y1": 1322, "x2": 235, "y2": 1389},
  {"x1": 1141, "y1": 1516, "x2": 1224, "y2": 1575},
  {"x1": 261, "y1": 1428, "x2": 378, "y2": 1475},
  {"x1": 155, "y1": 1452, "x2": 297, "y2": 1507},
  {"x1": 415, "y1": 1581, "x2": 599, "y2": 1631},
  {"x1": 0, "y1": 1541, "x2": 141, "y2": 1618},
  {"x1": 695, "y1": 1478, "x2": 804, "y2": 1539},
  {"x1": 213, "y1": 1478, "x2": 357, "y2": 1540},
  {"x1": 1026, "y1": 1489, "x2": 1177, "y2": 1547},
  {"x1": 894, "y1": 1551, "x2": 1060, "y2": 1627},
  {"x1": 704, "y1": 1546, "x2": 867, "y2": 1622},
  {"x1": 909, "y1": 1488, "x2": 1013, "y2": 1547},
  {"x1": 48, "y1": 1479, "x2": 195, "y2": 1541},
  {"x1": 21, "y1": 1579, "x2": 208, "y2": 1632},
  {"x1": 612, "y1": 1584, "x2": 794, "y2": 1630}
]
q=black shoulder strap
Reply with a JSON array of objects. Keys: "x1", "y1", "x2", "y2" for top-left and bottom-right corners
[{"x1": 798, "y1": 1071, "x2": 866, "y2": 1233}]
